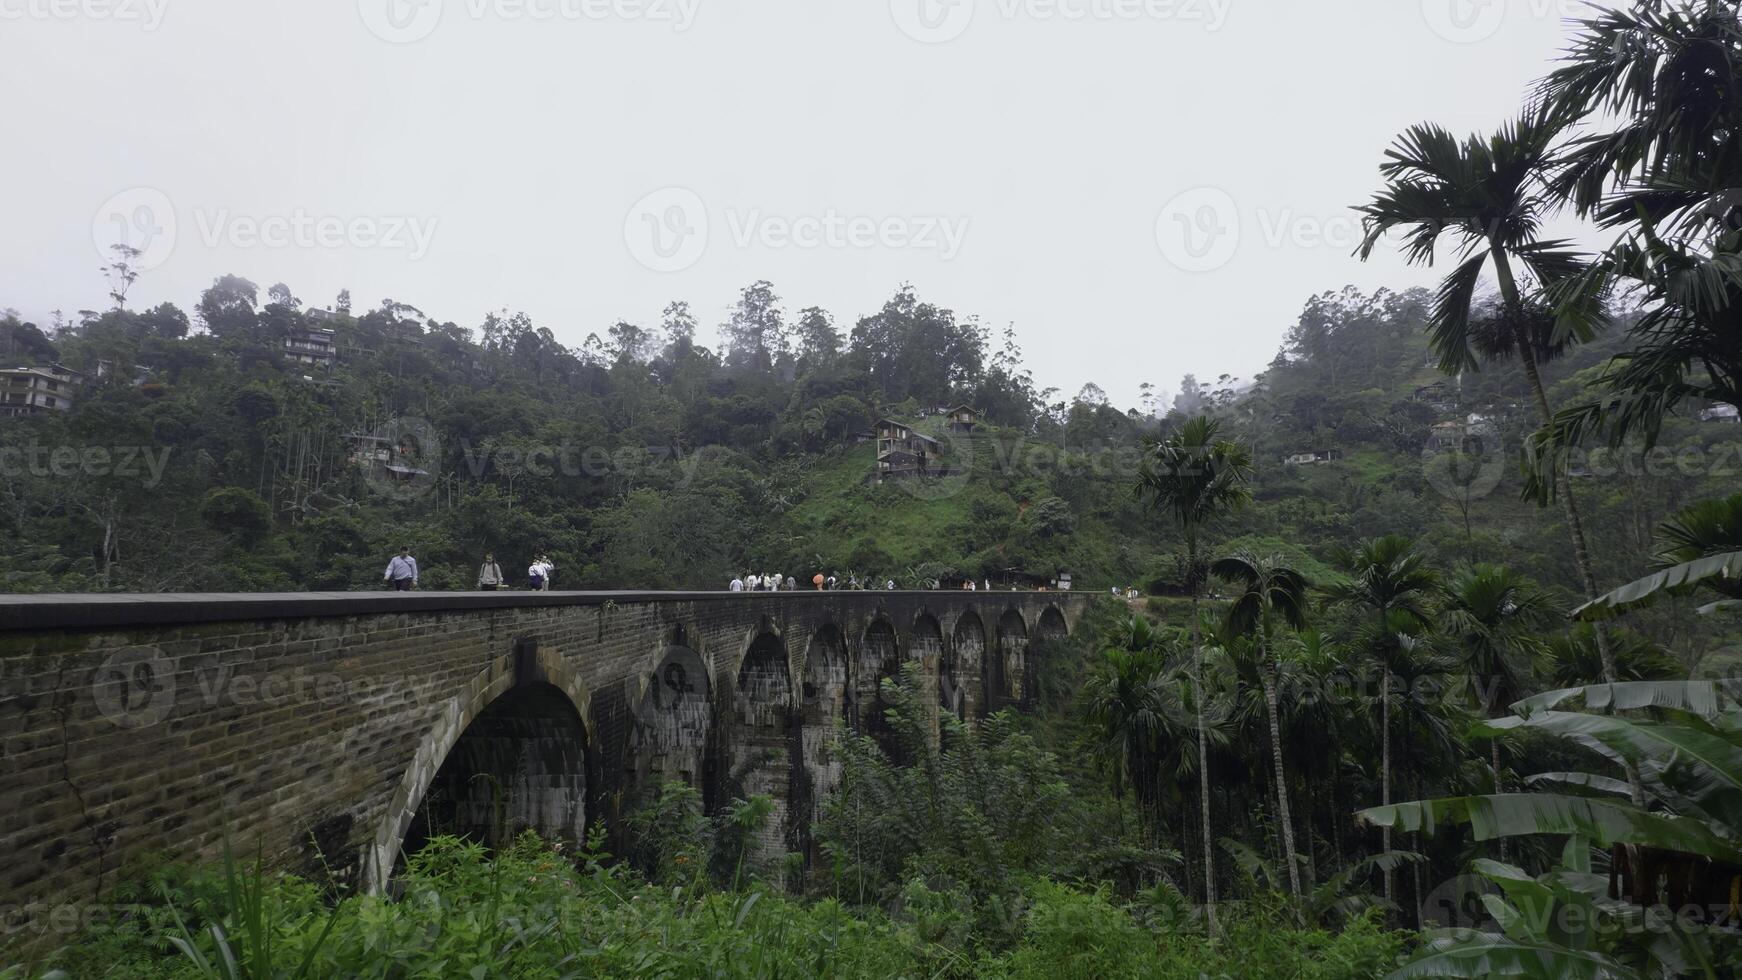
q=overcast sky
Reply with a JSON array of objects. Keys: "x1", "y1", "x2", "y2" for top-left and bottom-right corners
[{"x1": 2, "y1": 0, "x2": 1613, "y2": 407}]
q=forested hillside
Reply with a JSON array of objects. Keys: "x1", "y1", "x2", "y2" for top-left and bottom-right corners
[{"x1": 4, "y1": 271, "x2": 1739, "y2": 671}]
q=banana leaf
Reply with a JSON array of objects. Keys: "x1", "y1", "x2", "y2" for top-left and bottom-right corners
[
  {"x1": 1478, "y1": 712, "x2": 1742, "y2": 834},
  {"x1": 1383, "y1": 929, "x2": 1643, "y2": 979},
  {"x1": 1511, "y1": 680, "x2": 1737, "y2": 719},
  {"x1": 1571, "y1": 551, "x2": 1742, "y2": 620},
  {"x1": 1523, "y1": 772, "x2": 1633, "y2": 798},
  {"x1": 1357, "y1": 793, "x2": 1742, "y2": 865}
]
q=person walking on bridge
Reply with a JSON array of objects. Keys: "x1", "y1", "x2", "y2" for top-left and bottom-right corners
[
  {"x1": 476, "y1": 553, "x2": 503, "y2": 591},
  {"x1": 384, "y1": 547, "x2": 418, "y2": 591},
  {"x1": 812, "y1": 572, "x2": 824, "y2": 591},
  {"x1": 730, "y1": 574, "x2": 745, "y2": 592}
]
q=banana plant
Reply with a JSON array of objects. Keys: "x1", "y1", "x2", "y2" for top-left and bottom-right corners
[{"x1": 1359, "y1": 681, "x2": 1742, "y2": 978}]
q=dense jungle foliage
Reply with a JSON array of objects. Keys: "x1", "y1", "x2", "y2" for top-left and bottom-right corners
[{"x1": 9, "y1": 1, "x2": 1742, "y2": 976}]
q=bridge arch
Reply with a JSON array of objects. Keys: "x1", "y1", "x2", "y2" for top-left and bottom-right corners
[
  {"x1": 947, "y1": 611, "x2": 986, "y2": 721},
  {"x1": 910, "y1": 612, "x2": 945, "y2": 743},
  {"x1": 1037, "y1": 605, "x2": 1069, "y2": 641},
  {"x1": 854, "y1": 615, "x2": 903, "y2": 757},
  {"x1": 626, "y1": 639, "x2": 712, "y2": 799},
  {"x1": 725, "y1": 629, "x2": 799, "y2": 863},
  {"x1": 366, "y1": 641, "x2": 593, "y2": 893},
  {"x1": 992, "y1": 608, "x2": 1029, "y2": 710},
  {"x1": 796, "y1": 622, "x2": 848, "y2": 861}
]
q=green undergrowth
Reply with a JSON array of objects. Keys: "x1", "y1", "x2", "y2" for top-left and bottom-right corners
[{"x1": 5, "y1": 833, "x2": 1402, "y2": 979}]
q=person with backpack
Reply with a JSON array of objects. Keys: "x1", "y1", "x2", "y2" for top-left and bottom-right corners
[
  {"x1": 476, "y1": 553, "x2": 503, "y2": 591},
  {"x1": 528, "y1": 557, "x2": 547, "y2": 591}
]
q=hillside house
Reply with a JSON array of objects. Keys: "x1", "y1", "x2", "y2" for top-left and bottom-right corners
[
  {"x1": 285, "y1": 327, "x2": 337, "y2": 368},
  {"x1": 876, "y1": 417, "x2": 941, "y2": 479},
  {"x1": 1414, "y1": 382, "x2": 1457, "y2": 412},
  {"x1": 1427, "y1": 419, "x2": 1498, "y2": 454},
  {"x1": 1, "y1": 364, "x2": 83, "y2": 417},
  {"x1": 1699, "y1": 403, "x2": 1740, "y2": 424},
  {"x1": 945, "y1": 405, "x2": 980, "y2": 433},
  {"x1": 1283, "y1": 450, "x2": 1336, "y2": 466}
]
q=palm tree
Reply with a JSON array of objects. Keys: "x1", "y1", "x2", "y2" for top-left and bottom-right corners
[
  {"x1": 1354, "y1": 113, "x2": 1626, "y2": 696},
  {"x1": 1211, "y1": 551, "x2": 1310, "y2": 900},
  {"x1": 1440, "y1": 564, "x2": 1553, "y2": 812},
  {"x1": 1136, "y1": 414, "x2": 1253, "y2": 934},
  {"x1": 1324, "y1": 535, "x2": 1436, "y2": 904},
  {"x1": 1083, "y1": 617, "x2": 1167, "y2": 841}
]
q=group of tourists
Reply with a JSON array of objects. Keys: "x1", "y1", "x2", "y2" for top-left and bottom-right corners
[
  {"x1": 387, "y1": 548, "x2": 1070, "y2": 595},
  {"x1": 728, "y1": 572, "x2": 898, "y2": 592},
  {"x1": 380, "y1": 549, "x2": 556, "y2": 591}
]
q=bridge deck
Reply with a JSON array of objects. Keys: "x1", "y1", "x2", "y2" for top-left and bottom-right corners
[{"x1": 0, "y1": 590, "x2": 1092, "y2": 631}]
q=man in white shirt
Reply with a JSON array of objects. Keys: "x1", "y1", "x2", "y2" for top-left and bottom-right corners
[
  {"x1": 384, "y1": 547, "x2": 418, "y2": 591},
  {"x1": 729, "y1": 575, "x2": 744, "y2": 592},
  {"x1": 746, "y1": 573, "x2": 761, "y2": 592}
]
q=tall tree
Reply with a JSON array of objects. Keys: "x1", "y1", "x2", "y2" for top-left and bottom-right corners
[
  {"x1": 1211, "y1": 551, "x2": 1311, "y2": 899},
  {"x1": 1439, "y1": 563, "x2": 1553, "y2": 858},
  {"x1": 1354, "y1": 112, "x2": 1625, "y2": 697},
  {"x1": 1531, "y1": 2, "x2": 1742, "y2": 453},
  {"x1": 1136, "y1": 415, "x2": 1253, "y2": 934},
  {"x1": 721, "y1": 280, "x2": 786, "y2": 372},
  {"x1": 1324, "y1": 534, "x2": 1436, "y2": 904}
]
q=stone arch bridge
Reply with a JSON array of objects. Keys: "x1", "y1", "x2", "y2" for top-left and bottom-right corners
[{"x1": 0, "y1": 590, "x2": 1085, "y2": 929}]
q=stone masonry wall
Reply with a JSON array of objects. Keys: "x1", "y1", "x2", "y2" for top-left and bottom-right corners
[{"x1": 0, "y1": 590, "x2": 1085, "y2": 946}]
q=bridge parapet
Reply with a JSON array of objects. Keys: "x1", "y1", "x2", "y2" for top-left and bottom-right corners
[{"x1": 0, "y1": 589, "x2": 1089, "y2": 939}]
